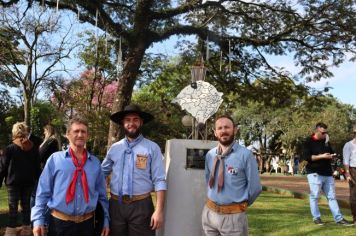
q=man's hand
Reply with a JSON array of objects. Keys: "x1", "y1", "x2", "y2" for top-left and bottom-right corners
[
  {"x1": 101, "y1": 227, "x2": 110, "y2": 236},
  {"x1": 150, "y1": 209, "x2": 164, "y2": 230},
  {"x1": 33, "y1": 225, "x2": 47, "y2": 236},
  {"x1": 347, "y1": 175, "x2": 352, "y2": 182}
]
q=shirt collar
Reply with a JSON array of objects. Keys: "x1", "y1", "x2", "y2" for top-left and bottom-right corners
[
  {"x1": 65, "y1": 148, "x2": 92, "y2": 160},
  {"x1": 215, "y1": 141, "x2": 237, "y2": 154}
]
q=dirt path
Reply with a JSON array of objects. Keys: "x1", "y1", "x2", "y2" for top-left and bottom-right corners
[{"x1": 261, "y1": 175, "x2": 350, "y2": 201}]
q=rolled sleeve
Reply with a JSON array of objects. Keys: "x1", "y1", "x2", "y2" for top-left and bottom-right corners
[
  {"x1": 151, "y1": 145, "x2": 167, "y2": 192},
  {"x1": 101, "y1": 150, "x2": 113, "y2": 177},
  {"x1": 343, "y1": 142, "x2": 351, "y2": 166}
]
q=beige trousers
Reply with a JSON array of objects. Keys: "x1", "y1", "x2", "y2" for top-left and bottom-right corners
[{"x1": 201, "y1": 205, "x2": 248, "y2": 236}]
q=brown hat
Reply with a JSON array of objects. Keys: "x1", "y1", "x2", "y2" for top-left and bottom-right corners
[{"x1": 110, "y1": 104, "x2": 154, "y2": 124}]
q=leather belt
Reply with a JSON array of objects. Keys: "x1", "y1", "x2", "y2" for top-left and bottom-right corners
[
  {"x1": 206, "y1": 199, "x2": 248, "y2": 214},
  {"x1": 111, "y1": 192, "x2": 151, "y2": 204},
  {"x1": 51, "y1": 209, "x2": 94, "y2": 223}
]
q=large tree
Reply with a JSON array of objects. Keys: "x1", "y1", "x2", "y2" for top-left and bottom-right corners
[
  {"x1": 2, "y1": 0, "x2": 355, "y2": 145},
  {"x1": 0, "y1": 2, "x2": 77, "y2": 126}
]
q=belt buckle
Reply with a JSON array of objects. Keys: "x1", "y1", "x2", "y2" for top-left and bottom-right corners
[{"x1": 122, "y1": 195, "x2": 132, "y2": 203}]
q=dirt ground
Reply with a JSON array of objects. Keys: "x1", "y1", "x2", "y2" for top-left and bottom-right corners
[{"x1": 261, "y1": 174, "x2": 350, "y2": 201}]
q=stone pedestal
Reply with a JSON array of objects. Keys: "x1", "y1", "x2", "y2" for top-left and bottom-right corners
[{"x1": 157, "y1": 139, "x2": 217, "y2": 236}]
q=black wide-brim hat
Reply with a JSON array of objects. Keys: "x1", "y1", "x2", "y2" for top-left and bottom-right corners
[{"x1": 110, "y1": 104, "x2": 154, "y2": 124}]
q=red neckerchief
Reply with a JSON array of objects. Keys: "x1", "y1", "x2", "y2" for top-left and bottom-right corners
[
  {"x1": 66, "y1": 148, "x2": 89, "y2": 204},
  {"x1": 311, "y1": 133, "x2": 319, "y2": 141}
]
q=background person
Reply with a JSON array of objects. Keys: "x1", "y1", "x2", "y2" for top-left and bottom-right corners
[
  {"x1": 102, "y1": 104, "x2": 167, "y2": 236},
  {"x1": 0, "y1": 122, "x2": 41, "y2": 236},
  {"x1": 202, "y1": 115, "x2": 261, "y2": 236},
  {"x1": 343, "y1": 124, "x2": 356, "y2": 224},
  {"x1": 39, "y1": 124, "x2": 60, "y2": 168},
  {"x1": 303, "y1": 122, "x2": 352, "y2": 226}
]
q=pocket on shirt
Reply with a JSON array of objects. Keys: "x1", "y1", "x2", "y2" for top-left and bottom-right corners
[
  {"x1": 226, "y1": 166, "x2": 245, "y2": 183},
  {"x1": 134, "y1": 154, "x2": 151, "y2": 172}
]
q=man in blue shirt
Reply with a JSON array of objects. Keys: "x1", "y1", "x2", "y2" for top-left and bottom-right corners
[
  {"x1": 31, "y1": 116, "x2": 110, "y2": 236},
  {"x1": 202, "y1": 115, "x2": 261, "y2": 236},
  {"x1": 102, "y1": 104, "x2": 167, "y2": 236}
]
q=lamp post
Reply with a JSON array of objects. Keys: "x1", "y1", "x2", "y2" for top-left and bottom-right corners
[
  {"x1": 190, "y1": 62, "x2": 207, "y2": 89},
  {"x1": 190, "y1": 62, "x2": 207, "y2": 139}
]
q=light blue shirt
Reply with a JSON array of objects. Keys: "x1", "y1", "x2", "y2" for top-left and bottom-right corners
[
  {"x1": 343, "y1": 140, "x2": 356, "y2": 167},
  {"x1": 205, "y1": 142, "x2": 262, "y2": 205},
  {"x1": 31, "y1": 149, "x2": 110, "y2": 227},
  {"x1": 101, "y1": 135, "x2": 167, "y2": 196}
]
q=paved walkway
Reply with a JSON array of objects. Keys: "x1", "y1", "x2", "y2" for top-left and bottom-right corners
[{"x1": 261, "y1": 174, "x2": 350, "y2": 208}]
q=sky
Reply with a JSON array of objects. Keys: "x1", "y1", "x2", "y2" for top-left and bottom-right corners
[{"x1": 307, "y1": 61, "x2": 356, "y2": 107}]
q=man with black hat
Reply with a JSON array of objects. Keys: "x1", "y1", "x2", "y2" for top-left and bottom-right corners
[{"x1": 102, "y1": 104, "x2": 167, "y2": 236}]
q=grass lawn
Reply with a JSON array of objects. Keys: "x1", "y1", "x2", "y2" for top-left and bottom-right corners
[{"x1": 249, "y1": 191, "x2": 354, "y2": 236}]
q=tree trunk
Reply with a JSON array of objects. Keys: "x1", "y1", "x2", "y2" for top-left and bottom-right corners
[
  {"x1": 106, "y1": 46, "x2": 146, "y2": 149},
  {"x1": 23, "y1": 91, "x2": 31, "y2": 126}
]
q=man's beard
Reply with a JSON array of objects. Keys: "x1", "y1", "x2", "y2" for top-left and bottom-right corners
[
  {"x1": 124, "y1": 126, "x2": 142, "y2": 139},
  {"x1": 218, "y1": 133, "x2": 235, "y2": 146}
]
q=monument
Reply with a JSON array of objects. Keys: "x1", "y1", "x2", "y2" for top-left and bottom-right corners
[{"x1": 157, "y1": 63, "x2": 223, "y2": 236}]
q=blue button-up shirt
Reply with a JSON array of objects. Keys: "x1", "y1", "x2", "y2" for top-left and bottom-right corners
[
  {"x1": 101, "y1": 136, "x2": 167, "y2": 196},
  {"x1": 205, "y1": 143, "x2": 261, "y2": 205},
  {"x1": 31, "y1": 149, "x2": 110, "y2": 227}
]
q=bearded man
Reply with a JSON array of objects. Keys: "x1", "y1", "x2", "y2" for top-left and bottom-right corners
[
  {"x1": 202, "y1": 115, "x2": 261, "y2": 236},
  {"x1": 102, "y1": 104, "x2": 167, "y2": 236}
]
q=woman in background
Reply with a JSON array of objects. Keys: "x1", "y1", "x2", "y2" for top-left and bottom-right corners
[
  {"x1": 39, "y1": 124, "x2": 60, "y2": 168},
  {"x1": 0, "y1": 122, "x2": 40, "y2": 236}
]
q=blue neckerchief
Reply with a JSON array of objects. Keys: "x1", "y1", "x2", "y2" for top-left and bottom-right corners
[{"x1": 120, "y1": 134, "x2": 144, "y2": 199}]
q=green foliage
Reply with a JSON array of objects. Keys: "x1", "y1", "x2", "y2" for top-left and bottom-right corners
[
  {"x1": 30, "y1": 101, "x2": 66, "y2": 138},
  {"x1": 0, "y1": 89, "x2": 16, "y2": 148},
  {"x1": 132, "y1": 82, "x2": 187, "y2": 150}
]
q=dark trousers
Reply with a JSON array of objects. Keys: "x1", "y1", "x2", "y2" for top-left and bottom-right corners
[
  {"x1": 7, "y1": 185, "x2": 33, "y2": 227},
  {"x1": 48, "y1": 215, "x2": 94, "y2": 236},
  {"x1": 349, "y1": 167, "x2": 356, "y2": 220},
  {"x1": 109, "y1": 196, "x2": 155, "y2": 236}
]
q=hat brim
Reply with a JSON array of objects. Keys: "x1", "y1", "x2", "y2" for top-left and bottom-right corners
[{"x1": 110, "y1": 110, "x2": 154, "y2": 124}]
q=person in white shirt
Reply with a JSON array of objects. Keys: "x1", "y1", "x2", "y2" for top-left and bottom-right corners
[{"x1": 343, "y1": 124, "x2": 356, "y2": 224}]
